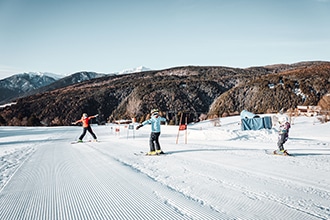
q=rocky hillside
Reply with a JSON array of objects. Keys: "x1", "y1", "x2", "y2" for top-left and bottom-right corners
[
  {"x1": 0, "y1": 62, "x2": 329, "y2": 126},
  {"x1": 209, "y1": 62, "x2": 330, "y2": 116}
]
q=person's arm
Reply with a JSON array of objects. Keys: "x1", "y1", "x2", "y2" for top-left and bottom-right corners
[
  {"x1": 285, "y1": 122, "x2": 291, "y2": 130},
  {"x1": 72, "y1": 119, "x2": 82, "y2": 125},
  {"x1": 89, "y1": 114, "x2": 99, "y2": 119},
  {"x1": 136, "y1": 119, "x2": 151, "y2": 130}
]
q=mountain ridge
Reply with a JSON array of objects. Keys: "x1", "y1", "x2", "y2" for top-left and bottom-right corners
[
  {"x1": 0, "y1": 73, "x2": 57, "y2": 104},
  {"x1": 0, "y1": 61, "x2": 329, "y2": 126},
  {"x1": 0, "y1": 66, "x2": 152, "y2": 104}
]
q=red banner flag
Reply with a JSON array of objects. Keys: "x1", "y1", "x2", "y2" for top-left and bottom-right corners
[{"x1": 179, "y1": 124, "x2": 187, "y2": 131}]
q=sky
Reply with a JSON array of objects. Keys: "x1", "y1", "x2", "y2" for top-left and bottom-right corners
[{"x1": 0, "y1": 0, "x2": 329, "y2": 79}]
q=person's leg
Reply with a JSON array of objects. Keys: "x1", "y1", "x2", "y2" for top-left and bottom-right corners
[
  {"x1": 79, "y1": 128, "x2": 87, "y2": 140},
  {"x1": 149, "y1": 132, "x2": 156, "y2": 152},
  {"x1": 277, "y1": 134, "x2": 285, "y2": 151},
  {"x1": 282, "y1": 134, "x2": 288, "y2": 149},
  {"x1": 154, "y1": 132, "x2": 161, "y2": 151},
  {"x1": 87, "y1": 126, "x2": 97, "y2": 139}
]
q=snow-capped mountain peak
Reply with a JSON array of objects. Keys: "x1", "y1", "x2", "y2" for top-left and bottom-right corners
[
  {"x1": 24, "y1": 72, "x2": 64, "y2": 80},
  {"x1": 0, "y1": 72, "x2": 60, "y2": 104},
  {"x1": 118, "y1": 66, "x2": 151, "y2": 75}
]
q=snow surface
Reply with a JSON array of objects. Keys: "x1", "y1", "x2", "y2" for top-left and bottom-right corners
[
  {"x1": 0, "y1": 102, "x2": 16, "y2": 108},
  {"x1": 0, "y1": 115, "x2": 329, "y2": 219}
]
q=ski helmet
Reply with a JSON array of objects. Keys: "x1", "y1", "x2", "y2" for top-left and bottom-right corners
[
  {"x1": 150, "y1": 109, "x2": 159, "y2": 115},
  {"x1": 278, "y1": 115, "x2": 288, "y2": 124},
  {"x1": 82, "y1": 113, "x2": 88, "y2": 118}
]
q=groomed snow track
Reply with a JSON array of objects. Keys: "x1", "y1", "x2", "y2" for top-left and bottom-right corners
[
  {"x1": 0, "y1": 129, "x2": 225, "y2": 220},
  {"x1": 0, "y1": 122, "x2": 329, "y2": 220}
]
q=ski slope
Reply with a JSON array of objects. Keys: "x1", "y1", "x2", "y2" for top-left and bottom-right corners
[{"x1": 0, "y1": 115, "x2": 329, "y2": 219}]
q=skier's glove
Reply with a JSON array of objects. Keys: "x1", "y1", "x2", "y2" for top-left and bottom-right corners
[
  {"x1": 136, "y1": 124, "x2": 143, "y2": 130},
  {"x1": 94, "y1": 114, "x2": 99, "y2": 117}
]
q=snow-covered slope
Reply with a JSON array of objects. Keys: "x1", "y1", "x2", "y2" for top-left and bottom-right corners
[
  {"x1": 35, "y1": 72, "x2": 63, "y2": 80},
  {"x1": 0, "y1": 115, "x2": 329, "y2": 219}
]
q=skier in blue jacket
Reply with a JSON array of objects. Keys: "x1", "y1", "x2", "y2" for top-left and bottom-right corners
[{"x1": 136, "y1": 109, "x2": 167, "y2": 155}]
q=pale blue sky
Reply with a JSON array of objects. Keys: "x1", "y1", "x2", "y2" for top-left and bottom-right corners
[{"x1": 0, "y1": 0, "x2": 329, "y2": 79}]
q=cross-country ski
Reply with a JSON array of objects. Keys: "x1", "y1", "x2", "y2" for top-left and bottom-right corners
[{"x1": 265, "y1": 149, "x2": 291, "y2": 156}]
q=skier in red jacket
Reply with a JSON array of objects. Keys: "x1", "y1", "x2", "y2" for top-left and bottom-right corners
[{"x1": 72, "y1": 113, "x2": 98, "y2": 142}]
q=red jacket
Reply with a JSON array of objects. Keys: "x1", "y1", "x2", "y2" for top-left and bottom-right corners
[{"x1": 75, "y1": 116, "x2": 96, "y2": 127}]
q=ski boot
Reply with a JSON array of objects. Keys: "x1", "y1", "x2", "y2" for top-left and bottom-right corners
[
  {"x1": 146, "y1": 151, "x2": 157, "y2": 156},
  {"x1": 156, "y1": 150, "x2": 165, "y2": 155}
]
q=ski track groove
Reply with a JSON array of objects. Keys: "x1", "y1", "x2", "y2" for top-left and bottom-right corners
[
  {"x1": 85, "y1": 143, "x2": 228, "y2": 220},
  {"x1": 77, "y1": 143, "x2": 158, "y2": 219},
  {"x1": 61, "y1": 147, "x2": 116, "y2": 220},
  {"x1": 0, "y1": 138, "x2": 208, "y2": 220},
  {"x1": 0, "y1": 146, "x2": 35, "y2": 192}
]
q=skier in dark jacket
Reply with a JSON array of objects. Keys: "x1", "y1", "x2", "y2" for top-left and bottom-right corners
[
  {"x1": 72, "y1": 113, "x2": 98, "y2": 142},
  {"x1": 275, "y1": 114, "x2": 291, "y2": 155},
  {"x1": 136, "y1": 109, "x2": 167, "y2": 155}
]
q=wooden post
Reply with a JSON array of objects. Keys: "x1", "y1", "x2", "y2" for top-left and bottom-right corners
[
  {"x1": 185, "y1": 115, "x2": 188, "y2": 144},
  {"x1": 176, "y1": 113, "x2": 183, "y2": 144},
  {"x1": 176, "y1": 112, "x2": 188, "y2": 144}
]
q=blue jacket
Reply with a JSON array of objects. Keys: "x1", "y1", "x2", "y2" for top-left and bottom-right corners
[{"x1": 142, "y1": 115, "x2": 167, "y2": 132}]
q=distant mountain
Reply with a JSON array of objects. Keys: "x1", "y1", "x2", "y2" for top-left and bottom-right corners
[
  {"x1": 0, "y1": 71, "x2": 106, "y2": 104},
  {"x1": 0, "y1": 72, "x2": 58, "y2": 104},
  {"x1": 34, "y1": 66, "x2": 151, "y2": 87},
  {"x1": 32, "y1": 71, "x2": 107, "y2": 94},
  {"x1": 0, "y1": 67, "x2": 150, "y2": 104}
]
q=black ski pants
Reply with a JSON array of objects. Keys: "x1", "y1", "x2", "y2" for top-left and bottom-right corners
[
  {"x1": 79, "y1": 126, "x2": 97, "y2": 140},
  {"x1": 277, "y1": 133, "x2": 288, "y2": 151},
  {"x1": 149, "y1": 132, "x2": 161, "y2": 152}
]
